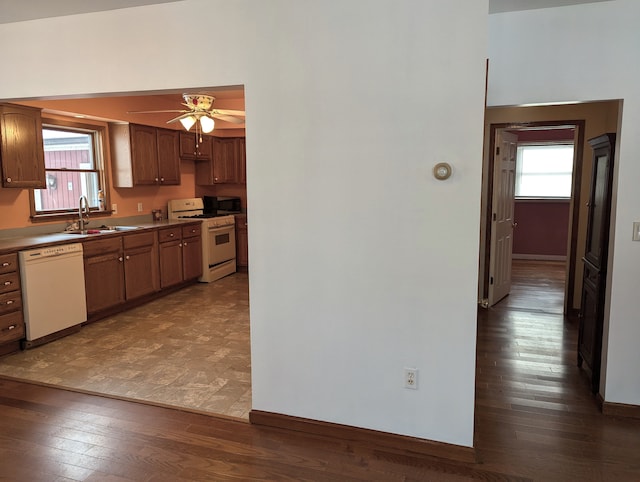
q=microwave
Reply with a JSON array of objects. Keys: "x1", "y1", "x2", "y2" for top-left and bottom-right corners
[{"x1": 203, "y1": 196, "x2": 242, "y2": 214}]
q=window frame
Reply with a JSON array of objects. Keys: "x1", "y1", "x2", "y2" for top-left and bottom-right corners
[
  {"x1": 514, "y1": 141, "x2": 575, "y2": 200},
  {"x1": 30, "y1": 117, "x2": 111, "y2": 221}
]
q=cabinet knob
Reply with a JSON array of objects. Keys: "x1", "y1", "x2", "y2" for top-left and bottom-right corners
[
  {"x1": 7, "y1": 325, "x2": 16, "y2": 330},
  {"x1": 160, "y1": 177, "x2": 165, "y2": 182},
  {"x1": 118, "y1": 256, "x2": 123, "y2": 262},
  {"x1": 5, "y1": 300, "x2": 13, "y2": 305},
  {"x1": 125, "y1": 255, "x2": 130, "y2": 260},
  {"x1": 183, "y1": 241, "x2": 187, "y2": 246},
  {"x1": 155, "y1": 177, "x2": 159, "y2": 182},
  {"x1": 169, "y1": 233, "x2": 174, "y2": 237},
  {"x1": 3, "y1": 281, "x2": 11, "y2": 286},
  {"x1": 5, "y1": 178, "x2": 11, "y2": 183},
  {"x1": 191, "y1": 229, "x2": 196, "y2": 233},
  {"x1": 1, "y1": 262, "x2": 9, "y2": 267}
]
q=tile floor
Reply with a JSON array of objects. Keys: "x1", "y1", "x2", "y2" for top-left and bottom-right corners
[{"x1": 0, "y1": 273, "x2": 251, "y2": 419}]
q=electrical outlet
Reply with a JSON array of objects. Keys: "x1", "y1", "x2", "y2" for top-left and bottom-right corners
[
  {"x1": 404, "y1": 368, "x2": 418, "y2": 390},
  {"x1": 137, "y1": 202, "x2": 143, "y2": 212},
  {"x1": 111, "y1": 203, "x2": 117, "y2": 214}
]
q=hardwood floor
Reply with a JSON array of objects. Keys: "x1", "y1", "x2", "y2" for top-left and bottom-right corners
[{"x1": 0, "y1": 260, "x2": 639, "y2": 481}]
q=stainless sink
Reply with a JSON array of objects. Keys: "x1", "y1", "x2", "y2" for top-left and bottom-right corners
[
  {"x1": 62, "y1": 226, "x2": 142, "y2": 235},
  {"x1": 109, "y1": 226, "x2": 142, "y2": 231}
]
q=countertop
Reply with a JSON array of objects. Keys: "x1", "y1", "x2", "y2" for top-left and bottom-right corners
[{"x1": 0, "y1": 219, "x2": 200, "y2": 255}]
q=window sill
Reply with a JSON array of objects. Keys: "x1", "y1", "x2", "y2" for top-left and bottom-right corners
[{"x1": 30, "y1": 210, "x2": 113, "y2": 223}]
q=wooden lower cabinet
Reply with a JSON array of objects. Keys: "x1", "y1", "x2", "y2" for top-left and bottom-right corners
[
  {"x1": 83, "y1": 237, "x2": 126, "y2": 314},
  {"x1": 0, "y1": 252, "x2": 24, "y2": 355},
  {"x1": 84, "y1": 232, "x2": 159, "y2": 315},
  {"x1": 159, "y1": 236, "x2": 183, "y2": 289},
  {"x1": 123, "y1": 232, "x2": 159, "y2": 300},
  {"x1": 159, "y1": 224, "x2": 202, "y2": 288},
  {"x1": 182, "y1": 224, "x2": 203, "y2": 281},
  {"x1": 235, "y1": 215, "x2": 248, "y2": 269}
]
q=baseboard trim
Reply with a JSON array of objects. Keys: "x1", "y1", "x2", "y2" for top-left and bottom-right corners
[
  {"x1": 602, "y1": 401, "x2": 640, "y2": 419},
  {"x1": 249, "y1": 410, "x2": 476, "y2": 464},
  {"x1": 512, "y1": 254, "x2": 567, "y2": 261}
]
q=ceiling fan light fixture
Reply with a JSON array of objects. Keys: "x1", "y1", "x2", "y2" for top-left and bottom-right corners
[
  {"x1": 200, "y1": 115, "x2": 215, "y2": 133},
  {"x1": 179, "y1": 115, "x2": 196, "y2": 131}
]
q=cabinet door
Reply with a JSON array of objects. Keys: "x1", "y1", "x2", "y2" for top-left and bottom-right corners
[
  {"x1": 179, "y1": 131, "x2": 212, "y2": 161},
  {"x1": 235, "y1": 215, "x2": 248, "y2": 268},
  {"x1": 124, "y1": 243, "x2": 159, "y2": 300},
  {"x1": 159, "y1": 239, "x2": 183, "y2": 288},
  {"x1": 156, "y1": 128, "x2": 180, "y2": 185},
  {"x1": 179, "y1": 131, "x2": 197, "y2": 160},
  {"x1": 0, "y1": 104, "x2": 46, "y2": 188},
  {"x1": 197, "y1": 135, "x2": 212, "y2": 160},
  {"x1": 182, "y1": 235, "x2": 202, "y2": 281},
  {"x1": 84, "y1": 252, "x2": 125, "y2": 314},
  {"x1": 130, "y1": 124, "x2": 159, "y2": 185}
]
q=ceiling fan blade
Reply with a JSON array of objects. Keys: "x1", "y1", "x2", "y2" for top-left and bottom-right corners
[
  {"x1": 212, "y1": 114, "x2": 245, "y2": 124},
  {"x1": 127, "y1": 109, "x2": 187, "y2": 114},
  {"x1": 166, "y1": 113, "x2": 195, "y2": 124},
  {"x1": 212, "y1": 109, "x2": 245, "y2": 116}
]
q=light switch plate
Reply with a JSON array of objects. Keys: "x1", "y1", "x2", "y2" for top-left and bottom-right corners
[{"x1": 633, "y1": 222, "x2": 640, "y2": 241}]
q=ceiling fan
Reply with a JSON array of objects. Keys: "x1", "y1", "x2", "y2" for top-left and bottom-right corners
[{"x1": 128, "y1": 93, "x2": 245, "y2": 134}]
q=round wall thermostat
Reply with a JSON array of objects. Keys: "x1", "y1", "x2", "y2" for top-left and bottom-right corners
[{"x1": 433, "y1": 162, "x2": 452, "y2": 180}]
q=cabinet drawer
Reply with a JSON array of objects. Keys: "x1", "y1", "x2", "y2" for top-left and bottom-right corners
[
  {"x1": 0, "y1": 311, "x2": 24, "y2": 343},
  {"x1": 83, "y1": 237, "x2": 123, "y2": 257},
  {"x1": 123, "y1": 231, "x2": 156, "y2": 250},
  {"x1": 158, "y1": 227, "x2": 181, "y2": 243},
  {"x1": 0, "y1": 289, "x2": 22, "y2": 316},
  {"x1": 0, "y1": 253, "x2": 18, "y2": 275},
  {"x1": 0, "y1": 272, "x2": 20, "y2": 295},
  {"x1": 181, "y1": 224, "x2": 201, "y2": 238}
]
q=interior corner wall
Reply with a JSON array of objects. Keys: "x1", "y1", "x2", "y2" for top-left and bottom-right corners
[
  {"x1": 0, "y1": 0, "x2": 489, "y2": 447},
  {"x1": 487, "y1": 0, "x2": 640, "y2": 405}
]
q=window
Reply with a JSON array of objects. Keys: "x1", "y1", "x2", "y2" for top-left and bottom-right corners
[
  {"x1": 515, "y1": 143, "x2": 574, "y2": 198},
  {"x1": 32, "y1": 120, "x2": 108, "y2": 217}
]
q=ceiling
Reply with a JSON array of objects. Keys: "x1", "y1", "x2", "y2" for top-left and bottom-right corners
[
  {"x1": 16, "y1": 88, "x2": 246, "y2": 132},
  {"x1": 1, "y1": 0, "x2": 612, "y2": 130},
  {"x1": 0, "y1": 0, "x2": 181, "y2": 24},
  {"x1": 489, "y1": 0, "x2": 613, "y2": 14},
  {"x1": 0, "y1": 0, "x2": 616, "y2": 24}
]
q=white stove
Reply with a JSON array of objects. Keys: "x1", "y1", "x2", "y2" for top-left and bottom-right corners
[{"x1": 168, "y1": 198, "x2": 237, "y2": 282}]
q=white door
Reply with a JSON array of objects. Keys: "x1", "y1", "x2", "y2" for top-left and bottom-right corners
[{"x1": 488, "y1": 130, "x2": 518, "y2": 306}]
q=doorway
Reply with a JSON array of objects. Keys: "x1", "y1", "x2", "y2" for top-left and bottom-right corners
[
  {"x1": 482, "y1": 120, "x2": 585, "y2": 313},
  {"x1": 478, "y1": 100, "x2": 622, "y2": 317}
]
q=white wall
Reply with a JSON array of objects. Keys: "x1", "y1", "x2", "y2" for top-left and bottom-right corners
[
  {"x1": 488, "y1": 0, "x2": 640, "y2": 405},
  {"x1": 0, "y1": 0, "x2": 488, "y2": 447}
]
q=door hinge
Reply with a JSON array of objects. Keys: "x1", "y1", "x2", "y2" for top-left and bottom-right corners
[
  {"x1": 496, "y1": 146, "x2": 500, "y2": 156},
  {"x1": 490, "y1": 276, "x2": 494, "y2": 285}
]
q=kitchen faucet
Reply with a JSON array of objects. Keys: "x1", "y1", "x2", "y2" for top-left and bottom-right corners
[{"x1": 78, "y1": 195, "x2": 90, "y2": 231}]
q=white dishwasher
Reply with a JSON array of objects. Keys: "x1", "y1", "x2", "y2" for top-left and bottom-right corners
[{"x1": 19, "y1": 243, "x2": 87, "y2": 347}]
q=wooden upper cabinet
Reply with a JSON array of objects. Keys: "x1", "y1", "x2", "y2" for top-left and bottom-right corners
[
  {"x1": 156, "y1": 128, "x2": 180, "y2": 185},
  {"x1": 110, "y1": 123, "x2": 180, "y2": 187},
  {"x1": 130, "y1": 124, "x2": 158, "y2": 185},
  {"x1": 179, "y1": 131, "x2": 211, "y2": 160},
  {"x1": 196, "y1": 136, "x2": 246, "y2": 186},
  {"x1": 0, "y1": 104, "x2": 46, "y2": 188},
  {"x1": 237, "y1": 137, "x2": 246, "y2": 184}
]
